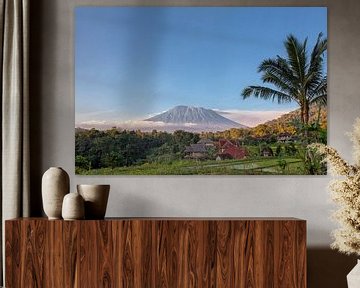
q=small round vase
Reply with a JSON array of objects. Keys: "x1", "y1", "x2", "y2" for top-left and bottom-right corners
[
  {"x1": 62, "y1": 192, "x2": 85, "y2": 220},
  {"x1": 42, "y1": 167, "x2": 70, "y2": 219},
  {"x1": 77, "y1": 184, "x2": 110, "y2": 219}
]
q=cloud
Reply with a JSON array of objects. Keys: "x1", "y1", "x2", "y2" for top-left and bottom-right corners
[
  {"x1": 76, "y1": 119, "x2": 198, "y2": 131},
  {"x1": 214, "y1": 109, "x2": 292, "y2": 127},
  {"x1": 76, "y1": 109, "x2": 293, "y2": 131}
]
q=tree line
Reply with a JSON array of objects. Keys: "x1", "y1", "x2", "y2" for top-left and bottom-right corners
[{"x1": 75, "y1": 128, "x2": 200, "y2": 171}]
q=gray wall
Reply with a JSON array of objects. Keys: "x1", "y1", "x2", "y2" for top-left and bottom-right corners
[{"x1": 29, "y1": 0, "x2": 360, "y2": 286}]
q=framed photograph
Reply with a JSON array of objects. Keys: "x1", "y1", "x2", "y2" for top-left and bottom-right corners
[{"x1": 75, "y1": 6, "x2": 327, "y2": 175}]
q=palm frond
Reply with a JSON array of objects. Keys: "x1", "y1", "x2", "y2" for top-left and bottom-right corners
[
  {"x1": 241, "y1": 86, "x2": 295, "y2": 104},
  {"x1": 259, "y1": 56, "x2": 308, "y2": 97},
  {"x1": 284, "y1": 34, "x2": 307, "y2": 84},
  {"x1": 312, "y1": 94, "x2": 327, "y2": 106},
  {"x1": 259, "y1": 57, "x2": 298, "y2": 90},
  {"x1": 306, "y1": 33, "x2": 327, "y2": 89},
  {"x1": 261, "y1": 72, "x2": 294, "y2": 95},
  {"x1": 309, "y1": 76, "x2": 327, "y2": 105}
]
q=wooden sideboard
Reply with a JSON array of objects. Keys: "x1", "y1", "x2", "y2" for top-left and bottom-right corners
[{"x1": 5, "y1": 218, "x2": 306, "y2": 287}]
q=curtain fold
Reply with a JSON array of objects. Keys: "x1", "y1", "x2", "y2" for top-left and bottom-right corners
[{"x1": 0, "y1": 0, "x2": 30, "y2": 284}]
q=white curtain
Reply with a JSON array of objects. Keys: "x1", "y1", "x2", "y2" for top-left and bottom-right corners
[{"x1": 0, "y1": 0, "x2": 30, "y2": 284}]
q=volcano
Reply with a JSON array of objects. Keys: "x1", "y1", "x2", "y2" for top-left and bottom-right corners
[{"x1": 144, "y1": 105, "x2": 247, "y2": 132}]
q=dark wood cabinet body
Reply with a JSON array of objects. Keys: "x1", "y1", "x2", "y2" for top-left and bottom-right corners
[{"x1": 5, "y1": 218, "x2": 306, "y2": 287}]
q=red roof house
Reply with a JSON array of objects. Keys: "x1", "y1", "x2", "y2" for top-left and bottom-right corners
[{"x1": 217, "y1": 139, "x2": 248, "y2": 160}]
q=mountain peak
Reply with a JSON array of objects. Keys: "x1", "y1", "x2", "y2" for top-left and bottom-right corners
[{"x1": 144, "y1": 105, "x2": 247, "y2": 131}]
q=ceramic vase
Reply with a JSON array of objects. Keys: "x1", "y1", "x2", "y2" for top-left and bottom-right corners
[
  {"x1": 347, "y1": 260, "x2": 360, "y2": 287},
  {"x1": 62, "y1": 192, "x2": 85, "y2": 220},
  {"x1": 77, "y1": 184, "x2": 110, "y2": 219},
  {"x1": 42, "y1": 167, "x2": 70, "y2": 219}
]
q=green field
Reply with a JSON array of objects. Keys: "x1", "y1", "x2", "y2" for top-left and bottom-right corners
[
  {"x1": 75, "y1": 127, "x2": 327, "y2": 175},
  {"x1": 76, "y1": 157, "x2": 305, "y2": 175}
]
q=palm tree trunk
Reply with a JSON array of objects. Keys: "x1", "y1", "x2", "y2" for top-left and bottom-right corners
[
  {"x1": 303, "y1": 102, "x2": 310, "y2": 141},
  {"x1": 304, "y1": 103, "x2": 310, "y2": 125},
  {"x1": 300, "y1": 105, "x2": 305, "y2": 124},
  {"x1": 316, "y1": 105, "x2": 322, "y2": 126}
]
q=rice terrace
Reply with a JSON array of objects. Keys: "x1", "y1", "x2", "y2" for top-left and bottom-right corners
[{"x1": 75, "y1": 7, "x2": 327, "y2": 175}]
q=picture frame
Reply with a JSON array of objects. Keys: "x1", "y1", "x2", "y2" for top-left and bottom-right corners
[{"x1": 75, "y1": 5, "x2": 327, "y2": 175}]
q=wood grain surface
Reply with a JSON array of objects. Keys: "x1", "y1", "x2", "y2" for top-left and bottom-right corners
[{"x1": 5, "y1": 218, "x2": 306, "y2": 287}]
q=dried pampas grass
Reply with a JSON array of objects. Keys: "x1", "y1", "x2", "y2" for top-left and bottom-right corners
[{"x1": 309, "y1": 118, "x2": 360, "y2": 255}]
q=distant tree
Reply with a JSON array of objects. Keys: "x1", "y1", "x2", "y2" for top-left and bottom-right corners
[
  {"x1": 275, "y1": 144, "x2": 282, "y2": 157},
  {"x1": 75, "y1": 155, "x2": 91, "y2": 170},
  {"x1": 75, "y1": 128, "x2": 203, "y2": 169},
  {"x1": 251, "y1": 124, "x2": 271, "y2": 138},
  {"x1": 284, "y1": 143, "x2": 297, "y2": 156},
  {"x1": 102, "y1": 151, "x2": 124, "y2": 168},
  {"x1": 277, "y1": 159, "x2": 288, "y2": 173}
]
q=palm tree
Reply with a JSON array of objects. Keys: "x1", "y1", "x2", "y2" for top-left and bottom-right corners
[{"x1": 241, "y1": 33, "x2": 327, "y2": 126}]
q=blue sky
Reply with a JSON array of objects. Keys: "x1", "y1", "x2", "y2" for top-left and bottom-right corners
[{"x1": 75, "y1": 7, "x2": 327, "y2": 127}]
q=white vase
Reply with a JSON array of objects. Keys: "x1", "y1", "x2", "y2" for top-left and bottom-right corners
[
  {"x1": 347, "y1": 260, "x2": 360, "y2": 288},
  {"x1": 42, "y1": 167, "x2": 70, "y2": 219},
  {"x1": 77, "y1": 184, "x2": 110, "y2": 219},
  {"x1": 62, "y1": 192, "x2": 85, "y2": 220}
]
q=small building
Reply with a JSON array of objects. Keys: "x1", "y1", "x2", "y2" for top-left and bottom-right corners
[
  {"x1": 185, "y1": 139, "x2": 248, "y2": 160},
  {"x1": 217, "y1": 139, "x2": 248, "y2": 160},
  {"x1": 277, "y1": 133, "x2": 294, "y2": 143},
  {"x1": 197, "y1": 138, "x2": 215, "y2": 147},
  {"x1": 261, "y1": 147, "x2": 274, "y2": 157},
  {"x1": 184, "y1": 143, "x2": 208, "y2": 159}
]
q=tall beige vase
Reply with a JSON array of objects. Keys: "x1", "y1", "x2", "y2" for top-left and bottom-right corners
[
  {"x1": 42, "y1": 167, "x2": 70, "y2": 219},
  {"x1": 77, "y1": 184, "x2": 110, "y2": 219}
]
